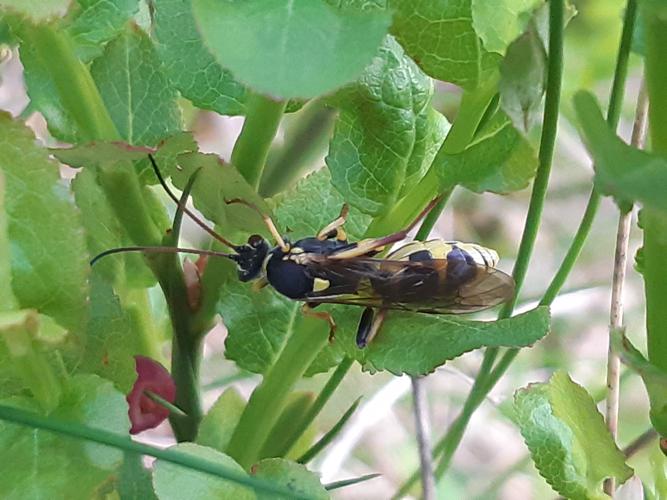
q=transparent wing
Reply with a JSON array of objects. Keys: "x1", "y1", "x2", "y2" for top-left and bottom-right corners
[{"x1": 302, "y1": 255, "x2": 515, "y2": 314}]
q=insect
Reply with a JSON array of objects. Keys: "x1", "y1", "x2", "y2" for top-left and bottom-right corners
[{"x1": 93, "y1": 155, "x2": 516, "y2": 348}]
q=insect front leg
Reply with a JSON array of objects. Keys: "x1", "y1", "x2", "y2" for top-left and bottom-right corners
[
  {"x1": 356, "y1": 307, "x2": 387, "y2": 348},
  {"x1": 317, "y1": 204, "x2": 349, "y2": 242},
  {"x1": 301, "y1": 303, "x2": 337, "y2": 341}
]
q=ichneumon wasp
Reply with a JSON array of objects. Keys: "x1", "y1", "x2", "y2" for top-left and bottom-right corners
[{"x1": 92, "y1": 155, "x2": 516, "y2": 348}]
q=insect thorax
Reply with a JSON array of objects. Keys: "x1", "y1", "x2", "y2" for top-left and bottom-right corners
[{"x1": 264, "y1": 237, "x2": 354, "y2": 299}]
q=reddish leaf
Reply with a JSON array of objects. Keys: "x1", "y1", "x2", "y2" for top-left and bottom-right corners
[{"x1": 126, "y1": 356, "x2": 176, "y2": 434}]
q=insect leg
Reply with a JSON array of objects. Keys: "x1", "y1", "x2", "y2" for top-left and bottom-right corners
[
  {"x1": 356, "y1": 307, "x2": 387, "y2": 348},
  {"x1": 316, "y1": 204, "x2": 349, "y2": 242},
  {"x1": 302, "y1": 303, "x2": 337, "y2": 341},
  {"x1": 225, "y1": 198, "x2": 289, "y2": 252},
  {"x1": 330, "y1": 196, "x2": 443, "y2": 260}
]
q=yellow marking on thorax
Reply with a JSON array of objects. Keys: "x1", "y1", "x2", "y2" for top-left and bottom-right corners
[{"x1": 313, "y1": 278, "x2": 330, "y2": 292}]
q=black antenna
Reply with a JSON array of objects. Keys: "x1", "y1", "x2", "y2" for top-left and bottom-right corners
[
  {"x1": 90, "y1": 245, "x2": 237, "y2": 267},
  {"x1": 148, "y1": 154, "x2": 239, "y2": 251}
]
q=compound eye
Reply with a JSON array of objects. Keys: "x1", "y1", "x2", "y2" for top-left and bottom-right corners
[{"x1": 248, "y1": 234, "x2": 264, "y2": 247}]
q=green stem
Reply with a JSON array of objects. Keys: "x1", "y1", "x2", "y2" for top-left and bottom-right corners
[
  {"x1": 441, "y1": 73, "x2": 500, "y2": 154},
  {"x1": 153, "y1": 258, "x2": 203, "y2": 442},
  {"x1": 281, "y1": 356, "x2": 354, "y2": 457},
  {"x1": 642, "y1": 2, "x2": 667, "y2": 372},
  {"x1": 396, "y1": 2, "x2": 567, "y2": 495},
  {"x1": 20, "y1": 23, "x2": 118, "y2": 141},
  {"x1": 225, "y1": 317, "x2": 329, "y2": 469},
  {"x1": 432, "y1": 0, "x2": 640, "y2": 483},
  {"x1": 231, "y1": 93, "x2": 287, "y2": 190},
  {"x1": 414, "y1": 192, "x2": 452, "y2": 241},
  {"x1": 498, "y1": 0, "x2": 564, "y2": 319},
  {"x1": 540, "y1": 189, "x2": 601, "y2": 305},
  {"x1": 259, "y1": 102, "x2": 335, "y2": 197},
  {"x1": 297, "y1": 397, "x2": 361, "y2": 464},
  {"x1": 541, "y1": 0, "x2": 637, "y2": 306},
  {"x1": 145, "y1": 390, "x2": 188, "y2": 418},
  {"x1": 0, "y1": 404, "x2": 309, "y2": 500},
  {"x1": 20, "y1": 24, "x2": 162, "y2": 248},
  {"x1": 365, "y1": 168, "x2": 440, "y2": 238},
  {"x1": 125, "y1": 288, "x2": 163, "y2": 362}
]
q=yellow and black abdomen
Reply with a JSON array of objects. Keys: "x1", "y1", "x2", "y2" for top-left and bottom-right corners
[{"x1": 370, "y1": 240, "x2": 500, "y2": 307}]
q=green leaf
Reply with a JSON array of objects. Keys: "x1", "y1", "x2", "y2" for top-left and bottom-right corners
[
  {"x1": 471, "y1": 0, "x2": 543, "y2": 54},
  {"x1": 196, "y1": 388, "x2": 246, "y2": 453},
  {"x1": 219, "y1": 280, "x2": 299, "y2": 375},
  {"x1": 152, "y1": 0, "x2": 247, "y2": 116},
  {"x1": 612, "y1": 330, "x2": 667, "y2": 436},
  {"x1": 191, "y1": 0, "x2": 391, "y2": 99},
  {"x1": 171, "y1": 152, "x2": 271, "y2": 236},
  {"x1": 18, "y1": 31, "x2": 81, "y2": 142},
  {"x1": 390, "y1": 0, "x2": 484, "y2": 89},
  {"x1": 434, "y1": 110, "x2": 538, "y2": 194},
  {"x1": 0, "y1": 172, "x2": 17, "y2": 312},
  {"x1": 260, "y1": 391, "x2": 316, "y2": 461},
  {"x1": 251, "y1": 458, "x2": 328, "y2": 500},
  {"x1": 72, "y1": 168, "x2": 125, "y2": 284},
  {"x1": 152, "y1": 443, "x2": 253, "y2": 500},
  {"x1": 118, "y1": 452, "x2": 159, "y2": 500},
  {"x1": 90, "y1": 26, "x2": 181, "y2": 146},
  {"x1": 78, "y1": 271, "x2": 153, "y2": 392},
  {"x1": 0, "y1": 374, "x2": 129, "y2": 499},
  {"x1": 400, "y1": 106, "x2": 451, "y2": 198},
  {"x1": 574, "y1": 91, "x2": 667, "y2": 213},
  {"x1": 0, "y1": 113, "x2": 88, "y2": 332},
  {"x1": 53, "y1": 142, "x2": 150, "y2": 169},
  {"x1": 337, "y1": 306, "x2": 550, "y2": 376},
  {"x1": 499, "y1": 18, "x2": 547, "y2": 132},
  {"x1": 514, "y1": 371, "x2": 633, "y2": 499},
  {"x1": 0, "y1": 0, "x2": 69, "y2": 22},
  {"x1": 326, "y1": 36, "x2": 445, "y2": 216},
  {"x1": 304, "y1": 342, "x2": 344, "y2": 377},
  {"x1": 66, "y1": 0, "x2": 140, "y2": 62},
  {"x1": 0, "y1": 309, "x2": 66, "y2": 412},
  {"x1": 270, "y1": 168, "x2": 371, "y2": 241}
]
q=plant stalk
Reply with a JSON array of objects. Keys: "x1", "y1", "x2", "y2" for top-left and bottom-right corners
[
  {"x1": 411, "y1": 376, "x2": 436, "y2": 500},
  {"x1": 641, "y1": 0, "x2": 667, "y2": 373},
  {"x1": 231, "y1": 93, "x2": 287, "y2": 190},
  {"x1": 281, "y1": 356, "x2": 354, "y2": 457},
  {"x1": 604, "y1": 79, "x2": 648, "y2": 496},
  {"x1": 225, "y1": 316, "x2": 329, "y2": 469},
  {"x1": 395, "y1": 1, "x2": 566, "y2": 495},
  {"x1": 0, "y1": 404, "x2": 307, "y2": 499},
  {"x1": 259, "y1": 102, "x2": 335, "y2": 197}
]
